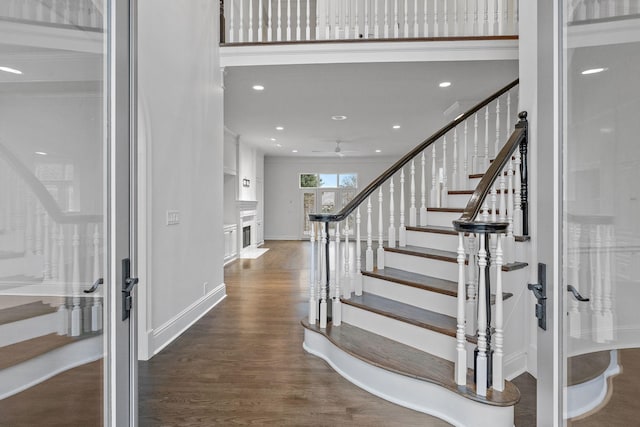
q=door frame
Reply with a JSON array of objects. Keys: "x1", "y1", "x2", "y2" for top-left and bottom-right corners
[{"x1": 106, "y1": 0, "x2": 137, "y2": 425}]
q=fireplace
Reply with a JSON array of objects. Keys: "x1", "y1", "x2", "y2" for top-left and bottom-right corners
[{"x1": 242, "y1": 225, "x2": 251, "y2": 249}]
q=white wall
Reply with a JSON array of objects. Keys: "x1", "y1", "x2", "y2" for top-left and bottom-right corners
[
  {"x1": 137, "y1": 0, "x2": 225, "y2": 359},
  {"x1": 264, "y1": 156, "x2": 397, "y2": 240}
]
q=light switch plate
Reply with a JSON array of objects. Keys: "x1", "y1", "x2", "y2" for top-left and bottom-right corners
[{"x1": 166, "y1": 210, "x2": 180, "y2": 225}]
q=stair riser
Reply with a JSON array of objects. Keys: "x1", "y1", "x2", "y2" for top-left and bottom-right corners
[
  {"x1": 447, "y1": 193, "x2": 473, "y2": 208},
  {"x1": 470, "y1": 177, "x2": 482, "y2": 187},
  {"x1": 427, "y1": 211, "x2": 462, "y2": 228},
  {"x1": 361, "y1": 275, "x2": 457, "y2": 317},
  {"x1": 385, "y1": 251, "x2": 458, "y2": 282},
  {"x1": 342, "y1": 303, "x2": 475, "y2": 365},
  {"x1": 406, "y1": 230, "x2": 459, "y2": 253}
]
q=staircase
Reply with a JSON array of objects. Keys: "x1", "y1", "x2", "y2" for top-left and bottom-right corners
[{"x1": 302, "y1": 80, "x2": 530, "y2": 426}]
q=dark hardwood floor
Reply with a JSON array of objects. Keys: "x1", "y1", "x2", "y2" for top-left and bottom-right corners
[{"x1": 139, "y1": 240, "x2": 452, "y2": 426}]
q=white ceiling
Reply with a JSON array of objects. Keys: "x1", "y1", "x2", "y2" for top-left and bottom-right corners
[{"x1": 224, "y1": 60, "x2": 519, "y2": 158}]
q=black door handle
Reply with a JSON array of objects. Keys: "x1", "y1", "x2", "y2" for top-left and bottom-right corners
[
  {"x1": 84, "y1": 278, "x2": 104, "y2": 293},
  {"x1": 567, "y1": 285, "x2": 590, "y2": 302}
]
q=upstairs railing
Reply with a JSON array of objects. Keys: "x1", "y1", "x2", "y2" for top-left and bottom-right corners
[
  {"x1": 569, "y1": 0, "x2": 640, "y2": 24},
  {"x1": 0, "y1": 142, "x2": 103, "y2": 336},
  {"x1": 221, "y1": 0, "x2": 519, "y2": 44},
  {"x1": 306, "y1": 78, "x2": 528, "y2": 398},
  {"x1": 0, "y1": 0, "x2": 104, "y2": 30}
]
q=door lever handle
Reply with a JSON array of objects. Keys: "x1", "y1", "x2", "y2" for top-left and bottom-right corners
[
  {"x1": 567, "y1": 285, "x2": 590, "y2": 302},
  {"x1": 84, "y1": 278, "x2": 104, "y2": 294}
]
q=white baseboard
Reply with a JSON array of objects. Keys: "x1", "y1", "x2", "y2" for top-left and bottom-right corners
[
  {"x1": 147, "y1": 283, "x2": 226, "y2": 359},
  {"x1": 504, "y1": 350, "x2": 528, "y2": 381}
]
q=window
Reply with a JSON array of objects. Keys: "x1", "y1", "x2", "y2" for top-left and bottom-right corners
[{"x1": 299, "y1": 173, "x2": 357, "y2": 189}]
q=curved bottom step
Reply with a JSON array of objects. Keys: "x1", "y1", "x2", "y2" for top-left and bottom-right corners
[
  {"x1": 303, "y1": 323, "x2": 517, "y2": 427},
  {"x1": 567, "y1": 349, "x2": 620, "y2": 419}
]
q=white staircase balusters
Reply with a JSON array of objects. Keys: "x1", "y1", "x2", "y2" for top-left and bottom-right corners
[
  {"x1": 388, "y1": 176, "x2": 396, "y2": 248},
  {"x1": 490, "y1": 184, "x2": 497, "y2": 222},
  {"x1": 394, "y1": 0, "x2": 399, "y2": 38},
  {"x1": 50, "y1": 222, "x2": 58, "y2": 281},
  {"x1": 239, "y1": 0, "x2": 244, "y2": 42},
  {"x1": 344, "y1": 0, "x2": 350, "y2": 39},
  {"x1": 453, "y1": 0, "x2": 459, "y2": 35},
  {"x1": 476, "y1": 232, "x2": 488, "y2": 396},
  {"x1": 452, "y1": 128, "x2": 459, "y2": 190},
  {"x1": 399, "y1": 169, "x2": 407, "y2": 247},
  {"x1": 506, "y1": 158, "x2": 516, "y2": 263},
  {"x1": 57, "y1": 226, "x2": 66, "y2": 283},
  {"x1": 403, "y1": 0, "x2": 409, "y2": 37},
  {"x1": 355, "y1": 207, "x2": 363, "y2": 295},
  {"x1": 413, "y1": 0, "x2": 419, "y2": 36},
  {"x1": 455, "y1": 232, "x2": 467, "y2": 385},
  {"x1": 492, "y1": 0, "x2": 499, "y2": 35},
  {"x1": 249, "y1": 0, "x2": 254, "y2": 42},
  {"x1": 493, "y1": 233, "x2": 505, "y2": 391},
  {"x1": 364, "y1": 0, "x2": 370, "y2": 38},
  {"x1": 343, "y1": 220, "x2": 351, "y2": 298},
  {"x1": 463, "y1": 0, "x2": 469, "y2": 35},
  {"x1": 309, "y1": 222, "x2": 317, "y2": 324},
  {"x1": 334, "y1": 223, "x2": 342, "y2": 325},
  {"x1": 433, "y1": 0, "x2": 439, "y2": 36},
  {"x1": 306, "y1": 0, "x2": 311, "y2": 40},
  {"x1": 420, "y1": 152, "x2": 427, "y2": 225},
  {"x1": 335, "y1": 0, "x2": 340, "y2": 39},
  {"x1": 366, "y1": 197, "x2": 374, "y2": 271},
  {"x1": 409, "y1": 159, "x2": 417, "y2": 226},
  {"x1": 513, "y1": 146, "x2": 522, "y2": 235},
  {"x1": 473, "y1": 0, "x2": 479, "y2": 35},
  {"x1": 374, "y1": 0, "x2": 380, "y2": 38},
  {"x1": 473, "y1": 112, "x2": 479, "y2": 174},
  {"x1": 483, "y1": 0, "x2": 489, "y2": 35},
  {"x1": 378, "y1": 188, "x2": 385, "y2": 269},
  {"x1": 71, "y1": 225, "x2": 81, "y2": 337},
  {"x1": 443, "y1": 0, "x2": 449, "y2": 36},
  {"x1": 258, "y1": 0, "x2": 264, "y2": 41},
  {"x1": 430, "y1": 145, "x2": 438, "y2": 207},
  {"x1": 495, "y1": 98, "x2": 501, "y2": 160},
  {"x1": 498, "y1": 173, "x2": 506, "y2": 223},
  {"x1": 319, "y1": 224, "x2": 328, "y2": 328},
  {"x1": 268, "y1": 0, "x2": 273, "y2": 41},
  {"x1": 423, "y1": 0, "x2": 429, "y2": 36},
  {"x1": 72, "y1": 225, "x2": 80, "y2": 285},
  {"x1": 229, "y1": 0, "x2": 235, "y2": 42},
  {"x1": 442, "y1": 136, "x2": 448, "y2": 207},
  {"x1": 91, "y1": 224, "x2": 102, "y2": 332},
  {"x1": 325, "y1": 0, "x2": 331, "y2": 39},
  {"x1": 384, "y1": 0, "x2": 389, "y2": 37},
  {"x1": 277, "y1": 0, "x2": 282, "y2": 40},
  {"x1": 287, "y1": 0, "x2": 292, "y2": 41},
  {"x1": 465, "y1": 233, "x2": 477, "y2": 336},
  {"x1": 354, "y1": 0, "x2": 360, "y2": 38}
]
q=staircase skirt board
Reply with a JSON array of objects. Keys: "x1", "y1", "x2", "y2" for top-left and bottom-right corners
[
  {"x1": 303, "y1": 327, "x2": 516, "y2": 427},
  {"x1": 0, "y1": 335, "x2": 102, "y2": 400},
  {"x1": 566, "y1": 349, "x2": 620, "y2": 419}
]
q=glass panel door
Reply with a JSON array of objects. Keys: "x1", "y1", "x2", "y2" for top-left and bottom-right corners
[
  {"x1": 562, "y1": 2, "x2": 640, "y2": 424},
  {"x1": 0, "y1": 1, "x2": 133, "y2": 424}
]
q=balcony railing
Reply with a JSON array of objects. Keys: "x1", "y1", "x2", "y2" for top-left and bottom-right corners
[{"x1": 221, "y1": 0, "x2": 519, "y2": 44}]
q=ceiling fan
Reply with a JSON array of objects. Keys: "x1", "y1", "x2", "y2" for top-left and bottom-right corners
[{"x1": 312, "y1": 140, "x2": 359, "y2": 157}]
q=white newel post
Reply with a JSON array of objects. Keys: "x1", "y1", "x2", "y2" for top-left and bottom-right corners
[
  {"x1": 476, "y1": 232, "x2": 488, "y2": 396},
  {"x1": 319, "y1": 224, "x2": 328, "y2": 329},
  {"x1": 409, "y1": 159, "x2": 417, "y2": 226},
  {"x1": 455, "y1": 232, "x2": 467, "y2": 385},
  {"x1": 420, "y1": 152, "x2": 427, "y2": 225},
  {"x1": 377, "y1": 188, "x2": 385, "y2": 269},
  {"x1": 355, "y1": 207, "x2": 363, "y2": 295},
  {"x1": 333, "y1": 223, "x2": 342, "y2": 325},
  {"x1": 366, "y1": 197, "x2": 374, "y2": 271},
  {"x1": 388, "y1": 177, "x2": 396, "y2": 248},
  {"x1": 309, "y1": 222, "x2": 317, "y2": 324},
  {"x1": 399, "y1": 169, "x2": 407, "y2": 247},
  {"x1": 493, "y1": 233, "x2": 505, "y2": 391}
]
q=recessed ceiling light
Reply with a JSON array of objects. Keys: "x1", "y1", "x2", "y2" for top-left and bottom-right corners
[
  {"x1": 275, "y1": 143, "x2": 282, "y2": 147},
  {"x1": 270, "y1": 137, "x2": 276, "y2": 141},
  {"x1": 375, "y1": 149, "x2": 382, "y2": 153},
  {"x1": 35, "y1": 151, "x2": 47, "y2": 156},
  {"x1": 252, "y1": 84, "x2": 265, "y2": 91},
  {"x1": 331, "y1": 115, "x2": 347, "y2": 121},
  {"x1": 581, "y1": 68, "x2": 606, "y2": 75},
  {"x1": 0, "y1": 66, "x2": 22, "y2": 75},
  {"x1": 275, "y1": 126, "x2": 284, "y2": 131},
  {"x1": 392, "y1": 125, "x2": 401, "y2": 129},
  {"x1": 292, "y1": 149, "x2": 298, "y2": 153},
  {"x1": 439, "y1": 81, "x2": 452, "y2": 88}
]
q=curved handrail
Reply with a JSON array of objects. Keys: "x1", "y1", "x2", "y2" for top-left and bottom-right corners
[
  {"x1": 309, "y1": 78, "x2": 519, "y2": 223},
  {"x1": 453, "y1": 111, "x2": 528, "y2": 230},
  {"x1": 0, "y1": 142, "x2": 102, "y2": 224}
]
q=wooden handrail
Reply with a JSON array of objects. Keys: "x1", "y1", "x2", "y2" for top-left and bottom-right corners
[
  {"x1": 454, "y1": 111, "x2": 528, "y2": 228},
  {"x1": 0, "y1": 142, "x2": 102, "y2": 224},
  {"x1": 309, "y1": 78, "x2": 520, "y2": 223}
]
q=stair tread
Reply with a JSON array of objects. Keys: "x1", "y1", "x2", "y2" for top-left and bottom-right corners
[
  {"x1": 301, "y1": 319, "x2": 520, "y2": 406},
  {"x1": 568, "y1": 350, "x2": 612, "y2": 386},
  {"x1": 405, "y1": 225, "x2": 531, "y2": 242},
  {"x1": 362, "y1": 267, "x2": 514, "y2": 303},
  {"x1": 363, "y1": 267, "x2": 457, "y2": 296},
  {"x1": 0, "y1": 301, "x2": 56, "y2": 326},
  {"x1": 427, "y1": 207, "x2": 464, "y2": 213},
  {"x1": 343, "y1": 292, "x2": 460, "y2": 338},
  {"x1": 0, "y1": 333, "x2": 75, "y2": 370},
  {"x1": 386, "y1": 245, "x2": 528, "y2": 271}
]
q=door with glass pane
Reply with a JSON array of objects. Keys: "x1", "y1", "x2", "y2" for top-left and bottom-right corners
[
  {"x1": 300, "y1": 173, "x2": 357, "y2": 238},
  {"x1": 562, "y1": 2, "x2": 640, "y2": 425},
  {"x1": 0, "y1": 1, "x2": 134, "y2": 425}
]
